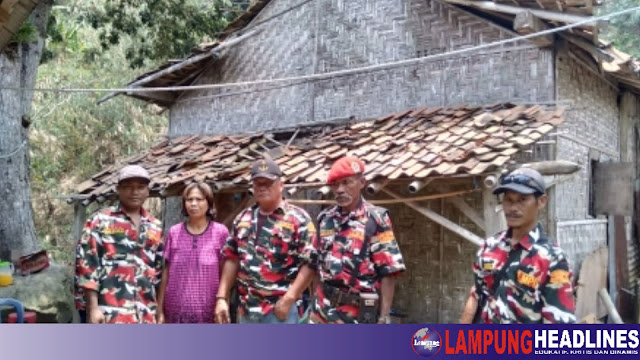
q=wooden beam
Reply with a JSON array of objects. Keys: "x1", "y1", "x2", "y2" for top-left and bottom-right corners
[
  {"x1": 382, "y1": 188, "x2": 484, "y2": 246},
  {"x1": 72, "y1": 202, "x2": 87, "y2": 243},
  {"x1": 446, "y1": 196, "x2": 487, "y2": 233},
  {"x1": 222, "y1": 194, "x2": 253, "y2": 228},
  {"x1": 128, "y1": 90, "x2": 175, "y2": 105},
  {"x1": 445, "y1": 0, "x2": 596, "y2": 25},
  {"x1": 288, "y1": 188, "x2": 477, "y2": 205},
  {"x1": 408, "y1": 179, "x2": 434, "y2": 194},
  {"x1": 0, "y1": 0, "x2": 18, "y2": 23},
  {"x1": 516, "y1": 160, "x2": 581, "y2": 175},
  {"x1": 513, "y1": 11, "x2": 554, "y2": 48},
  {"x1": 561, "y1": 33, "x2": 613, "y2": 64},
  {"x1": 483, "y1": 186, "x2": 506, "y2": 237},
  {"x1": 365, "y1": 180, "x2": 389, "y2": 196}
]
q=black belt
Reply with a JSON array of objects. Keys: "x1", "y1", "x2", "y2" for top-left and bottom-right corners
[{"x1": 322, "y1": 282, "x2": 360, "y2": 307}]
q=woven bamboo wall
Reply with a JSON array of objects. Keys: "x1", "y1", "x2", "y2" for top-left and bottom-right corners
[
  {"x1": 554, "y1": 52, "x2": 620, "y2": 276},
  {"x1": 168, "y1": 0, "x2": 554, "y2": 136}
]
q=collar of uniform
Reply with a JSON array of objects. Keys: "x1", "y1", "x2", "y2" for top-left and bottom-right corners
[
  {"x1": 504, "y1": 223, "x2": 544, "y2": 251},
  {"x1": 114, "y1": 203, "x2": 151, "y2": 221},
  {"x1": 252, "y1": 200, "x2": 287, "y2": 216},
  {"x1": 335, "y1": 197, "x2": 366, "y2": 221}
]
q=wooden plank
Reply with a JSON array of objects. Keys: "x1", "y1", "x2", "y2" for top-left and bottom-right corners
[
  {"x1": 614, "y1": 215, "x2": 633, "y2": 321},
  {"x1": 575, "y1": 246, "x2": 608, "y2": 320},
  {"x1": 72, "y1": 203, "x2": 87, "y2": 243},
  {"x1": 593, "y1": 162, "x2": 633, "y2": 216},
  {"x1": 513, "y1": 11, "x2": 554, "y2": 48}
]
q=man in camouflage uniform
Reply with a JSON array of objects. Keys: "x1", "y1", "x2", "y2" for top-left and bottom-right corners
[
  {"x1": 309, "y1": 156, "x2": 405, "y2": 324},
  {"x1": 215, "y1": 158, "x2": 316, "y2": 324},
  {"x1": 460, "y1": 168, "x2": 576, "y2": 324},
  {"x1": 75, "y1": 165, "x2": 164, "y2": 324}
]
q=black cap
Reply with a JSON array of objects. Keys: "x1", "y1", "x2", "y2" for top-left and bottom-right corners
[
  {"x1": 251, "y1": 158, "x2": 282, "y2": 180},
  {"x1": 493, "y1": 168, "x2": 546, "y2": 195}
]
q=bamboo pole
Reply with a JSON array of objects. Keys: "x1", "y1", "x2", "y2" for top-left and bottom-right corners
[
  {"x1": 598, "y1": 288, "x2": 624, "y2": 324},
  {"x1": 365, "y1": 180, "x2": 388, "y2": 195},
  {"x1": 287, "y1": 188, "x2": 477, "y2": 205},
  {"x1": 445, "y1": 0, "x2": 595, "y2": 25}
]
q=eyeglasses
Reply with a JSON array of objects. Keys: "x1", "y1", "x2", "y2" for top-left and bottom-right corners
[{"x1": 500, "y1": 174, "x2": 544, "y2": 193}]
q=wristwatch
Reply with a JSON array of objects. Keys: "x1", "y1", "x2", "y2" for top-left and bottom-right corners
[{"x1": 378, "y1": 315, "x2": 392, "y2": 324}]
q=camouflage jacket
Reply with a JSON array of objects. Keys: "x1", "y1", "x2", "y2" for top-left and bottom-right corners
[
  {"x1": 471, "y1": 224, "x2": 576, "y2": 324},
  {"x1": 75, "y1": 205, "x2": 164, "y2": 324},
  {"x1": 310, "y1": 199, "x2": 405, "y2": 324},
  {"x1": 221, "y1": 201, "x2": 316, "y2": 318}
]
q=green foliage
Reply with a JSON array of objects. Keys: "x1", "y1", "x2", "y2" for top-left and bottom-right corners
[
  {"x1": 598, "y1": 0, "x2": 640, "y2": 59},
  {"x1": 30, "y1": 6, "x2": 168, "y2": 264},
  {"x1": 28, "y1": 0, "x2": 247, "y2": 264},
  {"x1": 12, "y1": 22, "x2": 39, "y2": 44},
  {"x1": 78, "y1": 0, "x2": 235, "y2": 68}
]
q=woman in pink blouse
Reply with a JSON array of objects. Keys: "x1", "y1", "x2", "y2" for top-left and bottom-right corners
[{"x1": 157, "y1": 182, "x2": 229, "y2": 323}]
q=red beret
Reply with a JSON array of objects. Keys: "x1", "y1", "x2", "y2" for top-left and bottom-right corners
[{"x1": 327, "y1": 156, "x2": 365, "y2": 184}]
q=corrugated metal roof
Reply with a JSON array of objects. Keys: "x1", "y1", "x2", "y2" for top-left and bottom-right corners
[{"x1": 72, "y1": 103, "x2": 564, "y2": 203}]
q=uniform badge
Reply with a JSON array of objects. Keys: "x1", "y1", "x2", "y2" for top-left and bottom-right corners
[
  {"x1": 351, "y1": 161, "x2": 361, "y2": 173},
  {"x1": 259, "y1": 160, "x2": 268, "y2": 171},
  {"x1": 376, "y1": 230, "x2": 394, "y2": 244},
  {"x1": 276, "y1": 221, "x2": 295, "y2": 231},
  {"x1": 517, "y1": 270, "x2": 539, "y2": 288},
  {"x1": 481, "y1": 259, "x2": 495, "y2": 271},
  {"x1": 549, "y1": 269, "x2": 569, "y2": 285},
  {"x1": 320, "y1": 229, "x2": 335, "y2": 238}
]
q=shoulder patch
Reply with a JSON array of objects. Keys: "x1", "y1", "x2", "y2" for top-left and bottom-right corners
[
  {"x1": 549, "y1": 269, "x2": 570, "y2": 285},
  {"x1": 517, "y1": 269, "x2": 539, "y2": 288},
  {"x1": 376, "y1": 230, "x2": 395, "y2": 244}
]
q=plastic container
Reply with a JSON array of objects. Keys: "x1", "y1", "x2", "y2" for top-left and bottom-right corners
[
  {"x1": 0, "y1": 261, "x2": 14, "y2": 287},
  {"x1": 8, "y1": 311, "x2": 37, "y2": 323}
]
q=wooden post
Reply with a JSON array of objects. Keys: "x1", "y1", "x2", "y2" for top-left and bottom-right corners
[
  {"x1": 607, "y1": 216, "x2": 617, "y2": 307},
  {"x1": 382, "y1": 189, "x2": 484, "y2": 246},
  {"x1": 72, "y1": 202, "x2": 87, "y2": 242},
  {"x1": 482, "y1": 187, "x2": 506, "y2": 237},
  {"x1": 214, "y1": 193, "x2": 237, "y2": 225}
]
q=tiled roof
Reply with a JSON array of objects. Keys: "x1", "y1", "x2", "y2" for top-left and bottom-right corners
[{"x1": 72, "y1": 103, "x2": 563, "y2": 203}]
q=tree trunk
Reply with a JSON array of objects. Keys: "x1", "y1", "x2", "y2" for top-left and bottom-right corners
[{"x1": 0, "y1": 0, "x2": 52, "y2": 260}]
